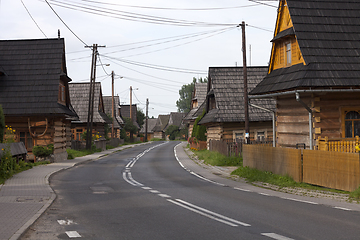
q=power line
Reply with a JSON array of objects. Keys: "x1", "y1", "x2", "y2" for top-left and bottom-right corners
[
  {"x1": 21, "y1": 0, "x2": 48, "y2": 38},
  {"x1": 44, "y1": 0, "x2": 89, "y2": 46},
  {"x1": 46, "y1": 0, "x2": 238, "y2": 27},
  {"x1": 248, "y1": 0, "x2": 278, "y2": 9},
  {"x1": 77, "y1": 0, "x2": 261, "y2": 11}
]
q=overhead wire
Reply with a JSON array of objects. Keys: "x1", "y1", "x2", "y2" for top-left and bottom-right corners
[
  {"x1": 44, "y1": 0, "x2": 89, "y2": 46},
  {"x1": 45, "y1": 0, "x2": 238, "y2": 27},
  {"x1": 21, "y1": 0, "x2": 48, "y2": 38}
]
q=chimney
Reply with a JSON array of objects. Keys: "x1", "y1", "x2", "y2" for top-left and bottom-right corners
[{"x1": 58, "y1": 29, "x2": 60, "y2": 39}]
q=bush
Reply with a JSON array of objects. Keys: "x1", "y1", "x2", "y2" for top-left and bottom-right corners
[
  {"x1": 0, "y1": 146, "x2": 16, "y2": 180},
  {"x1": 32, "y1": 144, "x2": 53, "y2": 158},
  {"x1": 191, "y1": 110, "x2": 207, "y2": 141},
  {"x1": 193, "y1": 149, "x2": 242, "y2": 166}
]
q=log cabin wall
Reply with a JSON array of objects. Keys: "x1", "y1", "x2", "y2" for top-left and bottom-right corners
[
  {"x1": 276, "y1": 94, "x2": 311, "y2": 148},
  {"x1": 313, "y1": 92, "x2": 360, "y2": 139},
  {"x1": 53, "y1": 119, "x2": 67, "y2": 162}
]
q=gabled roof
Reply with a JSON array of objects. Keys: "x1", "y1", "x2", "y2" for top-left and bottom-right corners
[
  {"x1": 0, "y1": 38, "x2": 76, "y2": 117},
  {"x1": 199, "y1": 67, "x2": 274, "y2": 124},
  {"x1": 103, "y1": 96, "x2": 124, "y2": 128},
  {"x1": 140, "y1": 118, "x2": 158, "y2": 134},
  {"x1": 167, "y1": 112, "x2": 186, "y2": 128},
  {"x1": 69, "y1": 82, "x2": 111, "y2": 124},
  {"x1": 120, "y1": 104, "x2": 140, "y2": 129},
  {"x1": 193, "y1": 83, "x2": 207, "y2": 104},
  {"x1": 251, "y1": 0, "x2": 360, "y2": 95},
  {"x1": 153, "y1": 114, "x2": 170, "y2": 132}
]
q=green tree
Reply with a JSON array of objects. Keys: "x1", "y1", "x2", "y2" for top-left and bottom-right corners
[
  {"x1": 165, "y1": 125, "x2": 179, "y2": 140},
  {"x1": 0, "y1": 105, "x2": 5, "y2": 143},
  {"x1": 191, "y1": 110, "x2": 207, "y2": 141},
  {"x1": 123, "y1": 117, "x2": 138, "y2": 142},
  {"x1": 136, "y1": 108, "x2": 145, "y2": 128},
  {"x1": 176, "y1": 77, "x2": 207, "y2": 113}
]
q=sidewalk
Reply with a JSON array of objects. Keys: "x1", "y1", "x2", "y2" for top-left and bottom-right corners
[{"x1": 0, "y1": 143, "x2": 149, "y2": 240}]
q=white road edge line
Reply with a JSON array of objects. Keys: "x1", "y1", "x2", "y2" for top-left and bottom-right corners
[
  {"x1": 175, "y1": 199, "x2": 251, "y2": 227},
  {"x1": 334, "y1": 206, "x2": 352, "y2": 211},
  {"x1": 281, "y1": 197, "x2": 318, "y2": 205},
  {"x1": 261, "y1": 233, "x2": 294, "y2": 240},
  {"x1": 234, "y1": 187, "x2": 252, "y2": 192},
  {"x1": 167, "y1": 199, "x2": 238, "y2": 227}
]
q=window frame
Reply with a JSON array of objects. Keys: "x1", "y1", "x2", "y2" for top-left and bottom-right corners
[{"x1": 341, "y1": 108, "x2": 360, "y2": 138}]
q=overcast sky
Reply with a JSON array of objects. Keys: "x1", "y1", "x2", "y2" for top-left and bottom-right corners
[{"x1": 0, "y1": 0, "x2": 278, "y2": 118}]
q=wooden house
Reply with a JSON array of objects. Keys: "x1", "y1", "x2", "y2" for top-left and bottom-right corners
[
  {"x1": 120, "y1": 104, "x2": 140, "y2": 138},
  {"x1": 103, "y1": 96, "x2": 124, "y2": 139},
  {"x1": 69, "y1": 82, "x2": 111, "y2": 140},
  {"x1": 182, "y1": 83, "x2": 207, "y2": 138},
  {"x1": 199, "y1": 67, "x2": 275, "y2": 143},
  {"x1": 153, "y1": 114, "x2": 170, "y2": 139},
  {"x1": 139, "y1": 118, "x2": 158, "y2": 141},
  {"x1": 250, "y1": 0, "x2": 360, "y2": 149},
  {"x1": 0, "y1": 38, "x2": 77, "y2": 161}
]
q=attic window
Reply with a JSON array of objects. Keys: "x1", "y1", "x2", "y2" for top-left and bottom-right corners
[
  {"x1": 58, "y1": 82, "x2": 66, "y2": 104},
  {"x1": 285, "y1": 41, "x2": 292, "y2": 65}
]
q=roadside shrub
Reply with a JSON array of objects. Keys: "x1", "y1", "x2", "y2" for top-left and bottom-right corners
[
  {"x1": 191, "y1": 110, "x2": 207, "y2": 141},
  {"x1": 32, "y1": 144, "x2": 53, "y2": 158},
  {"x1": 0, "y1": 146, "x2": 16, "y2": 179}
]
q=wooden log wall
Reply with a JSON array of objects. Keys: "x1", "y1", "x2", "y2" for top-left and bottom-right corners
[{"x1": 276, "y1": 94, "x2": 311, "y2": 148}]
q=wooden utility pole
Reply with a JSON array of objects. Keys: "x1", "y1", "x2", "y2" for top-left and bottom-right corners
[
  {"x1": 130, "y1": 86, "x2": 133, "y2": 120},
  {"x1": 145, "y1": 98, "x2": 149, "y2": 142},
  {"x1": 111, "y1": 70, "x2": 115, "y2": 139},
  {"x1": 85, "y1": 44, "x2": 105, "y2": 149},
  {"x1": 241, "y1": 21, "x2": 250, "y2": 144}
]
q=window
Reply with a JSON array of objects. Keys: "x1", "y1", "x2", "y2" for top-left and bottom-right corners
[
  {"x1": 285, "y1": 41, "x2": 291, "y2": 65},
  {"x1": 19, "y1": 132, "x2": 34, "y2": 149},
  {"x1": 345, "y1": 111, "x2": 360, "y2": 138},
  {"x1": 58, "y1": 82, "x2": 66, "y2": 104},
  {"x1": 256, "y1": 131, "x2": 266, "y2": 141},
  {"x1": 233, "y1": 130, "x2": 244, "y2": 142}
]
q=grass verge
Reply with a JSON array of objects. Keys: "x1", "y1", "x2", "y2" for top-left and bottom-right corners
[
  {"x1": 0, "y1": 160, "x2": 49, "y2": 184},
  {"x1": 191, "y1": 148, "x2": 350, "y2": 196}
]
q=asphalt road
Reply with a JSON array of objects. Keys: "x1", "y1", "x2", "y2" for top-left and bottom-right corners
[{"x1": 21, "y1": 141, "x2": 360, "y2": 240}]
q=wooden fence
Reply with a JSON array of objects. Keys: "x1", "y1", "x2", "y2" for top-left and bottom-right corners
[
  {"x1": 243, "y1": 145, "x2": 302, "y2": 182},
  {"x1": 208, "y1": 139, "x2": 272, "y2": 157},
  {"x1": 316, "y1": 136, "x2": 360, "y2": 153},
  {"x1": 243, "y1": 145, "x2": 360, "y2": 191},
  {"x1": 189, "y1": 141, "x2": 207, "y2": 151}
]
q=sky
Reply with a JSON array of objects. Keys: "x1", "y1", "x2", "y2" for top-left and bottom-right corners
[{"x1": 0, "y1": 0, "x2": 278, "y2": 118}]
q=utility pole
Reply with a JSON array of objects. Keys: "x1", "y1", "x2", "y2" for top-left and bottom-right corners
[
  {"x1": 145, "y1": 98, "x2": 149, "y2": 142},
  {"x1": 111, "y1": 70, "x2": 115, "y2": 139},
  {"x1": 85, "y1": 44, "x2": 105, "y2": 149},
  {"x1": 129, "y1": 86, "x2": 133, "y2": 121},
  {"x1": 241, "y1": 21, "x2": 250, "y2": 144}
]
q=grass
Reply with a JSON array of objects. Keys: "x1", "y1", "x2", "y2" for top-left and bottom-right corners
[
  {"x1": 67, "y1": 147, "x2": 101, "y2": 159},
  {"x1": 194, "y1": 149, "x2": 242, "y2": 166}
]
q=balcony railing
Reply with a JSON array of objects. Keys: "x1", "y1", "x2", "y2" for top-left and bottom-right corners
[{"x1": 316, "y1": 136, "x2": 359, "y2": 153}]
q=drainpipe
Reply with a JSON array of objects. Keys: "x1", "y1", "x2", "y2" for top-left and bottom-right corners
[
  {"x1": 295, "y1": 92, "x2": 313, "y2": 150},
  {"x1": 248, "y1": 101, "x2": 276, "y2": 147}
]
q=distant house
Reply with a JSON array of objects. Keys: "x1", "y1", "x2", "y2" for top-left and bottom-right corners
[
  {"x1": 103, "y1": 96, "x2": 124, "y2": 139},
  {"x1": 250, "y1": 0, "x2": 360, "y2": 149},
  {"x1": 140, "y1": 118, "x2": 158, "y2": 141},
  {"x1": 182, "y1": 83, "x2": 207, "y2": 138},
  {"x1": 69, "y1": 82, "x2": 111, "y2": 141},
  {"x1": 120, "y1": 104, "x2": 140, "y2": 138},
  {"x1": 0, "y1": 38, "x2": 77, "y2": 161},
  {"x1": 153, "y1": 114, "x2": 170, "y2": 139},
  {"x1": 199, "y1": 67, "x2": 275, "y2": 144}
]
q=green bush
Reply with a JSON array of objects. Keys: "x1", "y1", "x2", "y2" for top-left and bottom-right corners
[
  {"x1": 32, "y1": 144, "x2": 53, "y2": 158},
  {"x1": 193, "y1": 149, "x2": 242, "y2": 166},
  {"x1": 0, "y1": 146, "x2": 16, "y2": 180},
  {"x1": 191, "y1": 110, "x2": 207, "y2": 141}
]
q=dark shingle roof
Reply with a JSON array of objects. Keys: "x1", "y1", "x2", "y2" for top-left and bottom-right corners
[
  {"x1": 103, "y1": 96, "x2": 124, "y2": 128},
  {"x1": 251, "y1": 0, "x2": 360, "y2": 95},
  {"x1": 199, "y1": 67, "x2": 275, "y2": 124},
  {"x1": 140, "y1": 118, "x2": 158, "y2": 134},
  {"x1": 167, "y1": 112, "x2": 186, "y2": 128},
  {"x1": 120, "y1": 104, "x2": 140, "y2": 129},
  {"x1": 153, "y1": 114, "x2": 170, "y2": 132},
  {"x1": 69, "y1": 82, "x2": 111, "y2": 124},
  {"x1": 0, "y1": 38, "x2": 76, "y2": 117}
]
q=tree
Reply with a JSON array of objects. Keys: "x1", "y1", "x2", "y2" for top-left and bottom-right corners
[
  {"x1": 191, "y1": 110, "x2": 207, "y2": 141},
  {"x1": 123, "y1": 117, "x2": 138, "y2": 142},
  {"x1": 136, "y1": 108, "x2": 145, "y2": 128},
  {"x1": 165, "y1": 125, "x2": 179, "y2": 140},
  {"x1": 176, "y1": 77, "x2": 207, "y2": 113}
]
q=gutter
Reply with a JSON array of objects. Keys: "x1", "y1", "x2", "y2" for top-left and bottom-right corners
[
  {"x1": 248, "y1": 101, "x2": 276, "y2": 147},
  {"x1": 295, "y1": 92, "x2": 313, "y2": 150}
]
